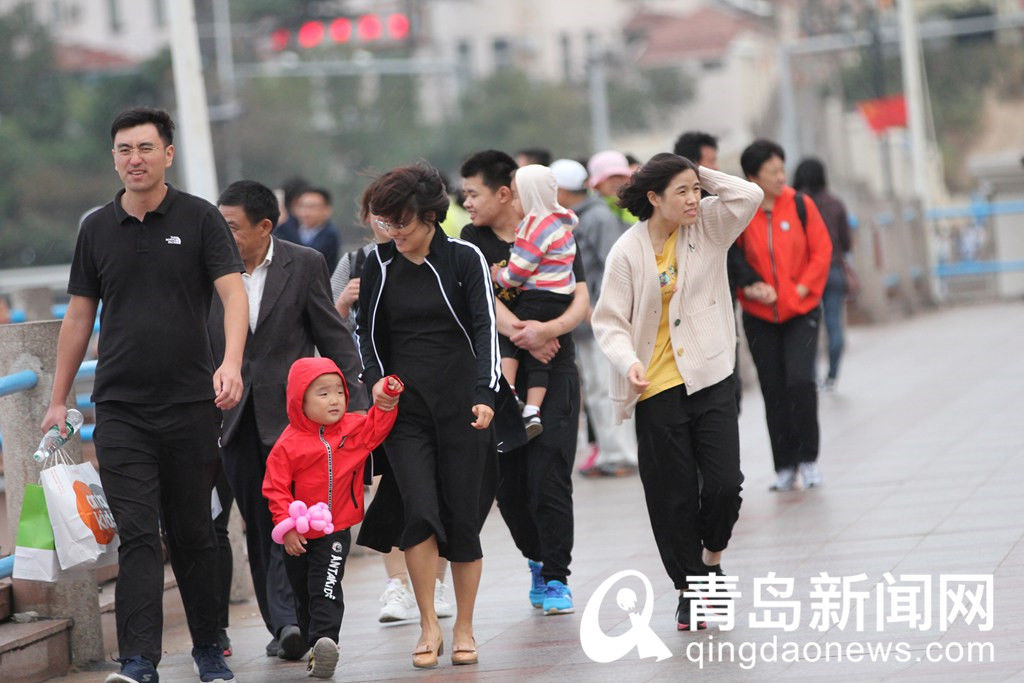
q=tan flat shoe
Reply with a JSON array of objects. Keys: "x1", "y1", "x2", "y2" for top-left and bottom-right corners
[
  {"x1": 412, "y1": 638, "x2": 443, "y2": 669},
  {"x1": 451, "y1": 638, "x2": 478, "y2": 666}
]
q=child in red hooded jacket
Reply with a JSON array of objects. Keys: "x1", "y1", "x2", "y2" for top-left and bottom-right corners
[{"x1": 263, "y1": 357, "x2": 402, "y2": 678}]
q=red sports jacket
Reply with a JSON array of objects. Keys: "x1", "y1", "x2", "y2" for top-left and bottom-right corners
[
  {"x1": 262, "y1": 357, "x2": 397, "y2": 536},
  {"x1": 736, "y1": 186, "x2": 833, "y2": 323}
]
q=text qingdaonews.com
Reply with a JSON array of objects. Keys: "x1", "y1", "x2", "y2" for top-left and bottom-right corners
[{"x1": 683, "y1": 635, "x2": 995, "y2": 669}]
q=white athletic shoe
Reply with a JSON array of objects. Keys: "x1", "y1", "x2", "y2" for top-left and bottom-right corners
[
  {"x1": 378, "y1": 579, "x2": 418, "y2": 623},
  {"x1": 434, "y1": 579, "x2": 454, "y2": 619},
  {"x1": 800, "y1": 461, "x2": 823, "y2": 488}
]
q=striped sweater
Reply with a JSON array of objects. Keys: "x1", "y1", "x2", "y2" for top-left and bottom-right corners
[{"x1": 495, "y1": 210, "x2": 578, "y2": 295}]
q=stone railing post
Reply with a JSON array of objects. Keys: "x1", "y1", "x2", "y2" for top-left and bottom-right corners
[
  {"x1": 9, "y1": 287, "x2": 53, "y2": 322},
  {"x1": 0, "y1": 320, "x2": 103, "y2": 665}
]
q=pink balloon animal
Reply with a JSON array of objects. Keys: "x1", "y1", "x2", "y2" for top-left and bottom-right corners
[{"x1": 271, "y1": 500, "x2": 334, "y2": 544}]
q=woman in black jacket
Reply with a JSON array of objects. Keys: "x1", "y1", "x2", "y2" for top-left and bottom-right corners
[{"x1": 356, "y1": 163, "x2": 498, "y2": 669}]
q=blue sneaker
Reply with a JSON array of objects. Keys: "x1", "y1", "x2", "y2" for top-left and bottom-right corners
[
  {"x1": 105, "y1": 656, "x2": 158, "y2": 683},
  {"x1": 528, "y1": 560, "x2": 546, "y2": 608},
  {"x1": 192, "y1": 644, "x2": 235, "y2": 683},
  {"x1": 542, "y1": 580, "x2": 574, "y2": 615}
]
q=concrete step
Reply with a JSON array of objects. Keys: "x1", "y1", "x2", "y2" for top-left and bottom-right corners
[{"x1": 0, "y1": 617, "x2": 71, "y2": 681}]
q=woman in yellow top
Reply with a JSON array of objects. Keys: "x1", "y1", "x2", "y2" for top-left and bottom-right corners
[{"x1": 592, "y1": 153, "x2": 762, "y2": 630}]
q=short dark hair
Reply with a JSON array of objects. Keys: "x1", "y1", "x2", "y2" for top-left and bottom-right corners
[
  {"x1": 110, "y1": 107, "x2": 175, "y2": 145},
  {"x1": 673, "y1": 131, "x2": 717, "y2": 164},
  {"x1": 367, "y1": 163, "x2": 449, "y2": 226},
  {"x1": 617, "y1": 153, "x2": 700, "y2": 222},
  {"x1": 460, "y1": 150, "x2": 517, "y2": 191},
  {"x1": 625, "y1": 153, "x2": 640, "y2": 167},
  {"x1": 792, "y1": 157, "x2": 827, "y2": 194},
  {"x1": 218, "y1": 180, "x2": 280, "y2": 228},
  {"x1": 515, "y1": 147, "x2": 552, "y2": 167},
  {"x1": 299, "y1": 187, "x2": 332, "y2": 206},
  {"x1": 740, "y1": 138, "x2": 786, "y2": 178},
  {"x1": 281, "y1": 176, "x2": 311, "y2": 211}
]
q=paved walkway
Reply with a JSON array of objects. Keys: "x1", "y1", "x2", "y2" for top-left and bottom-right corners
[{"x1": 58, "y1": 302, "x2": 1024, "y2": 681}]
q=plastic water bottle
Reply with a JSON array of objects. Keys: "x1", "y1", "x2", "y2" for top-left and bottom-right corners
[{"x1": 33, "y1": 408, "x2": 85, "y2": 463}]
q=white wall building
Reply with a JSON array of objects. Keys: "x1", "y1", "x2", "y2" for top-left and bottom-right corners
[
  {"x1": 416, "y1": 0, "x2": 641, "y2": 83},
  {"x1": 1, "y1": 0, "x2": 170, "y2": 60}
]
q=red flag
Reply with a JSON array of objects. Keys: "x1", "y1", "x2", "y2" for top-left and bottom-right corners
[{"x1": 857, "y1": 95, "x2": 907, "y2": 134}]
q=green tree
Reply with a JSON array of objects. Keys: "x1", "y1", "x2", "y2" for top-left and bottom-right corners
[{"x1": 0, "y1": 4, "x2": 175, "y2": 267}]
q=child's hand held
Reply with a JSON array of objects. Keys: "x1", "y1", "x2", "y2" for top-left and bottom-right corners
[{"x1": 283, "y1": 529, "x2": 307, "y2": 556}]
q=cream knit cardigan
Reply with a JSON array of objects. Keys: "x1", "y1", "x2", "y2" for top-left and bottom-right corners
[{"x1": 592, "y1": 166, "x2": 763, "y2": 423}]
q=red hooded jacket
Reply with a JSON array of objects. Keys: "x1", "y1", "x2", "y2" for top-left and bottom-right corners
[
  {"x1": 262, "y1": 357, "x2": 397, "y2": 536},
  {"x1": 736, "y1": 186, "x2": 833, "y2": 323}
]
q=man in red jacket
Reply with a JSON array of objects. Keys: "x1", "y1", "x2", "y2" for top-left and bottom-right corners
[
  {"x1": 263, "y1": 358, "x2": 401, "y2": 677},
  {"x1": 735, "y1": 139, "x2": 832, "y2": 491}
]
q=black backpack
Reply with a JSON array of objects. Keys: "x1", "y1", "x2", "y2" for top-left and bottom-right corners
[
  {"x1": 349, "y1": 245, "x2": 368, "y2": 280},
  {"x1": 794, "y1": 191, "x2": 808, "y2": 233}
]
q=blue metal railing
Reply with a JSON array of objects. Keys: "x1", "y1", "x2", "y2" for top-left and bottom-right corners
[
  {"x1": 0, "y1": 364, "x2": 98, "y2": 448},
  {"x1": 0, "y1": 370, "x2": 38, "y2": 397},
  {"x1": 8, "y1": 305, "x2": 100, "y2": 333}
]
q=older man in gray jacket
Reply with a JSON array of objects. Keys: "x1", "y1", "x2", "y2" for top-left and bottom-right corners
[{"x1": 551, "y1": 159, "x2": 638, "y2": 477}]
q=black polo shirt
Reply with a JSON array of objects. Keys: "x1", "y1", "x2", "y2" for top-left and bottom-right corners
[
  {"x1": 459, "y1": 222, "x2": 585, "y2": 371},
  {"x1": 69, "y1": 184, "x2": 243, "y2": 404}
]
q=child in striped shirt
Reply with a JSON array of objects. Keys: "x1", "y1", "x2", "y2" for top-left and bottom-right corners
[{"x1": 491, "y1": 164, "x2": 578, "y2": 439}]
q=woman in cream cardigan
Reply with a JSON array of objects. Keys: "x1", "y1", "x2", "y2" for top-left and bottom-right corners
[{"x1": 592, "y1": 153, "x2": 762, "y2": 630}]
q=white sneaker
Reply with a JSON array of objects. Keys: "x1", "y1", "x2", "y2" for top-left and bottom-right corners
[
  {"x1": 434, "y1": 579, "x2": 454, "y2": 619},
  {"x1": 799, "y1": 461, "x2": 823, "y2": 488},
  {"x1": 769, "y1": 467, "x2": 798, "y2": 492},
  {"x1": 378, "y1": 579, "x2": 418, "y2": 623}
]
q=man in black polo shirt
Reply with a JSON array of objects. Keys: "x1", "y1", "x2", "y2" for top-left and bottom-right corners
[
  {"x1": 42, "y1": 107, "x2": 247, "y2": 683},
  {"x1": 459, "y1": 150, "x2": 588, "y2": 615}
]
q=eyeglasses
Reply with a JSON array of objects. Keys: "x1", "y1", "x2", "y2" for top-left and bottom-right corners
[
  {"x1": 375, "y1": 217, "x2": 416, "y2": 234},
  {"x1": 115, "y1": 143, "x2": 161, "y2": 158}
]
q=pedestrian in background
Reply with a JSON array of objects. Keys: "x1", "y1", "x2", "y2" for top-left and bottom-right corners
[
  {"x1": 551, "y1": 158, "x2": 638, "y2": 478},
  {"x1": 793, "y1": 157, "x2": 853, "y2": 390},
  {"x1": 736, "y1": 140, "x2": 833, "y2": 492}
]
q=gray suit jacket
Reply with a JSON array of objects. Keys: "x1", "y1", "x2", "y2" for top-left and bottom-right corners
[{"x1": 208, "y1": 237, "x2": 368, "y2": 448}]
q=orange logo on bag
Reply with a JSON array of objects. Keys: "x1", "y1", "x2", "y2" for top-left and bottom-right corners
[{"x1": 73, "y1": 480, "x2": 117, "y2": 544}]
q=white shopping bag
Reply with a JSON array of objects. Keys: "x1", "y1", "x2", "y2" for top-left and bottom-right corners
[{"x1": 39, "y1": 461, "x2": 120, "y2": 570}]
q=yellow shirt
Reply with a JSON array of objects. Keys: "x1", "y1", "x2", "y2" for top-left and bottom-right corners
[{"x1": 640, "y1": 229, "x2": 684, "y2": 401}]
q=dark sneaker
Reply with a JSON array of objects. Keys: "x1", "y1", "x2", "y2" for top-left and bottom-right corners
[
  {"x1": 191, "y1": 644, "x2": 235, "y2": 683},
  {"x1": 599, "y1": 463, "x2": 637, "y2": 477},
  {"x1": 542, "y1": 580, "x2": 574, "y2": 615},
  {"x1": 105, "y1": 656, "x2": 158, "y2": 683},
  {"x1": 702, "y1": 563, "x2": 725, "y2": 577},
  {"x1": 217, "y1": 628, "x2": 232, "y2": 657},
  {"x1": 265, "y1": 637, "x2": 279, "y2": 657},
  {"x1": 306, "y1": 637, "x2": 340, "y2": 678},
  {"x1": 528, "y1": 560, "x2": 546, "y2": 608},
  {"x1": 676, "y1": 594, "x2": 707, "y2": 631},
  {"x1": 278, "y1": 624, "x2": 308, "y2": 660},
  {"x1": 524, "y1": 414, "x2": 543, "y2": 440}
]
